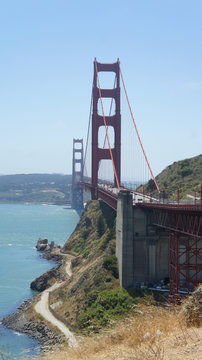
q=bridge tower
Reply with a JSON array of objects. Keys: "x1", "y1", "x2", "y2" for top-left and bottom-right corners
[
  {"x1": 91, "y1": 59, "x2": 121, "y2": 199},
  {"x1": 71, "y1": 138, "x2": 84, "y2": 209}
]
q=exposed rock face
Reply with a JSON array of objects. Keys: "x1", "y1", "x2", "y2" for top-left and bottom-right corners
[
  {"x1": 36, "y1": 238, "x2": 61, "y2": 252},
  {"x1": 30, "y1": 265, "x2": 66, "y2": 292},
  {"x1": 36, "y1": 238, "x2": 48, "y2": 251}
]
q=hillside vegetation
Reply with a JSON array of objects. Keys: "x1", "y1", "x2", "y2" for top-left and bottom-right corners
[
  {"x1": 142, "y1": 154, "x2": 202, "y2": 200},
  {"x1": 40, "y1": 199, "x2": 202, "y2": 360},
  {"x1": 48, "y1": 200, "x2": 157, "y2": 334},
  {"x1": 0, "y1": 173, "x2": 71, "y2": 204}
]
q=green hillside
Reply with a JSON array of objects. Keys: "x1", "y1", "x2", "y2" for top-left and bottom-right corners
[
  {"x1": 142, "y1": 154, "x2": 202, "y2": 201},
  {"x1": 0, "y1": 173, "x2": 72, "y2": 204}
]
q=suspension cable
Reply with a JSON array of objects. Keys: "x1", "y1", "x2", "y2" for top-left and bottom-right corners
[
  {"x1": 118, "y1": 60, "x2": 160, "y2": 194},
  {"x1": 95, "y1": 60, "x2": 120, "y2": 191}
]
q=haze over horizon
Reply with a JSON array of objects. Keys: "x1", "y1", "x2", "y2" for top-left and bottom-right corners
[{"x1": 0, "y1": 0, "x2": 201, "y2": 177}]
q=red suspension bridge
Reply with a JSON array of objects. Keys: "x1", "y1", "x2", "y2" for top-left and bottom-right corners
[{"x1": 71, "y1": 59, "x2": 202, "y2": 296}]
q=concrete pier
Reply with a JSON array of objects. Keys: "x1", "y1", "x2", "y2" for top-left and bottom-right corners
[
  {"x1": 116, "y1": 190, "x2": 133, "y2": 287},
  {"x1": 116, "y1": 190, "x2": 169, "y2": 288}
]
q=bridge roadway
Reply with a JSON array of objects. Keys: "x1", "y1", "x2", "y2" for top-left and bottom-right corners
[
  {"x1": 80, "y1": 181, "x2": 202, "y2": 239},
  {"x1": 80, "y1": 181, "x2": 158, "y2": 209}
]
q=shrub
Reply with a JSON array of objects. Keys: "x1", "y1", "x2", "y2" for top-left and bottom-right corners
[
  {"x1": 97, "y1": 214, "x2": 106, "y2": 238},
  {"x1": 74, "y1": 239, "x2": 84, "y2": 253},
  {"x1": 181, "y1": 285, "x2": 202, "y2": 327},
  {"x1": 147, "y1": 179, "x2": 156, "y2": 191},
  {"x1": 85, "y1": 217, "x2": 91, "y2": 227},
  {"x1": 180, "y1": 159, "x2": 190, "y2": 168},
  {"x1": 99, "y1": 228, "x2": 114, "y2": 251},
  {"x1": 86, "y1": 290, "x2": 99, "y2": 306},
  {"x1": 82, "y1": 229, "x2": 90, "y2": 240},
  {"x1": 78, "y1": 289, "x2": 133, "y2": 331},
  {"x1": 179, "y1": 167, "x2": 193, "y2": 177},
  {"x1": 98, "y1": 289, "x2": 132, "y2": 311},
  {"x1": 103, "y1": 255, "x2": 119, "y2": 278},
  {"x1": 82, "y1": 249, "x2": 89, "y2": 258}
]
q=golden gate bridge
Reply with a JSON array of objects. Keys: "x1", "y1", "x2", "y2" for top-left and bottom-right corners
[{"x1": 71, "y1": 59, "x2": 202, "y2": 298}]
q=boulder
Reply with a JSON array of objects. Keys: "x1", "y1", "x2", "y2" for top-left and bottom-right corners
[{"x1": 36, "y1": 238, "x2": 48, "y2": 251}]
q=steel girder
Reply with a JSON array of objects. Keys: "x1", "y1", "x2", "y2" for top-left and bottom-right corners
[{"x1": 140, "y1": 204, "x2": 202, "y2": 295}]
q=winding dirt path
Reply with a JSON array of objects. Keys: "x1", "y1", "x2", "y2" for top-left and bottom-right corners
[{"x1": 35, "y1": 260, "x2": 77, "y2": 348}]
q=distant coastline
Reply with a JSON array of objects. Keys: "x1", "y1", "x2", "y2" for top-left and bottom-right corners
[{"x1": 0, "y1": 173, "x2": 71, "y2": 204}]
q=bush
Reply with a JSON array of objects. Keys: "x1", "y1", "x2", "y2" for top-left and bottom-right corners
[
  {"x1": 147, "y1": 179, "x2": 156, "y2": 191},
  {"x1": 179, "y1": 167, "x2": 193, "y2": 177},
  {"x1": 180, "y1": 159, "x2": 190, "y2": 168},
  {"x1": 74, "y1": 239, "x2": 84, "y2": 253},
  {"x1": 98, "y1": 289, "x2": 132, "y2": 310},
  {"x1": 181, "y1": 285, "x2": 202, "y2": 327},
  {"x1": 103, "y1": 255, "x2": 119, "y2": 278},
  {"x1": 99, "y1": 228, "x2": 114, "y2": 251},
  {"x1": 78, "y1": 289, "x2": 133, "y2": 331},
  {"x1": 97, "y1": 214, "x2": 106, "y2": 238}
]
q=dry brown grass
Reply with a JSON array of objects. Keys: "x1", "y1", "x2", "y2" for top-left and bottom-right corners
[
  {"x1": 181, "y1": 285, "x2": 202, "y2": 327},
  {"x1": 40, "y1": 305, "x2": 202, "y2": 360}
]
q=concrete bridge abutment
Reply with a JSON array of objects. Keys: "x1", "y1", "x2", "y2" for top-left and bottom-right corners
[
  {"x1": 116, "y1": 190, "x2": 169, "y2": 288},
  {"x1": 116, "y1": 190, "x2": 133, "y2": 287}
]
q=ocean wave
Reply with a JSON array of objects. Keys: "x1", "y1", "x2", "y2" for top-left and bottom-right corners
[
  {"x1": 8, "y1": 243, "x2": 13, "y2": 246},
  {"x1": 13, "y1": 331, "x2": 23, "y2": 336}
]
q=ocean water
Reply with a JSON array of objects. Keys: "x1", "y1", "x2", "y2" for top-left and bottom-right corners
[{"x1": 0, "y1": 204, "x2": 80, "y2": 360}]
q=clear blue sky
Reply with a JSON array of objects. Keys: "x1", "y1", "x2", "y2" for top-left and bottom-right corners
[{"x1": 0, "y1": 0, "x2": 201, "y2": 176}]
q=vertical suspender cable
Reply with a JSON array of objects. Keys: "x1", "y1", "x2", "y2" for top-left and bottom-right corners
[{"x1": 118, "y1": 60, "x2": 160, "y2": 194}]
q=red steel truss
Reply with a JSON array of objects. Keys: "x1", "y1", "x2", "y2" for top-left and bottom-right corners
[
  {"x1": 170, "y1": 232, "x2": 202, "y2": 295},
  {"x1": 141, "y1": 203, "x2": 202, "y2": 294},
  {"x1": 141, "y1": 203, "x2": 202, "y2": 238}
]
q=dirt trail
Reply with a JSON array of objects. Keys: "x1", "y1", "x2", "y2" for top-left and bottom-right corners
[{"x1": 35, "y1": 260, "x2": 78, "y2": 348}]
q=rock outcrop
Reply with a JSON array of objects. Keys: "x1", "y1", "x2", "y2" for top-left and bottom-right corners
[
  {"x1": 30, "y1": 265, "x2": 66, "y2": 292},
  {"x1": 36, "y1": 238, "x2": 61, "y2": 252}
]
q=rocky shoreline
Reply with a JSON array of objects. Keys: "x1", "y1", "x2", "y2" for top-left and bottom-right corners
[
  {"x1": 1, "y1": 239, "x2": 67, "y2": 349},
  {"x1": 2, "y1": 294, "x2": 64, "y2": 348}
]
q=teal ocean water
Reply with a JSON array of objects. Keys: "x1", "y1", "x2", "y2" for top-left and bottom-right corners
[{"x1": 0, "y1": 204, "x2": 80, "y2": 359}]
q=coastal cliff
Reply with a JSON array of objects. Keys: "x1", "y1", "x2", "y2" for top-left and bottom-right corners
[
  {"x1": 2, "y1": 200, "x2": 124, "y2": 343},
  {"x1": 2, "y1": 199, "x2": 202, "y2": 359}
]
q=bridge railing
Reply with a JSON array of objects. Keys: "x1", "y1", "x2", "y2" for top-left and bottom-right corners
[{"x1": 79, "y1": 178, "x2": 202, "y2": 211}]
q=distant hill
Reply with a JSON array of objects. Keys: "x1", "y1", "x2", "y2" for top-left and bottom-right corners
[
  {"x1": 140, "y1": 154, "x2": 202, "y2": 201},
  {"x1": 0, "y1": 173, "x2": 72, "y2": 204}
]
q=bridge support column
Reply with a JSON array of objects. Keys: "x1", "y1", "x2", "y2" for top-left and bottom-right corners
[
  {"x1": 116, "y1": 190, "x2": 133, "y2": 288},
  {"x1": 71, "y1": 139, "x2": 84, "y2": 209},
  {"x1": 91, "y1": 60, "x2": 121, "y2": 199}
]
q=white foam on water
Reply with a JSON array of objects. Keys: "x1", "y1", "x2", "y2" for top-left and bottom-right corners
[{"x1": 13, "y1": 331, "x2": 23, "y2": 336}]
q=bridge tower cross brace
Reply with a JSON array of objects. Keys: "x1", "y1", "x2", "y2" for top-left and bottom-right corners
[
  {"x1": 71, "y1": 138, "x2": 84, "y2": 209},
  {"x1": 91, "y1": 60, "x2": 121, "y2": 199}
]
